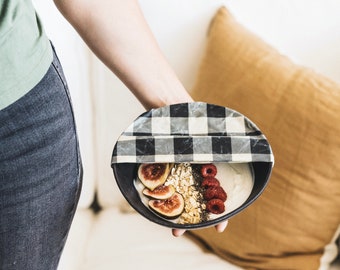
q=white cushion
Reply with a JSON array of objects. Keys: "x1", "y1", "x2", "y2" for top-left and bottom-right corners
[
  {"x1": 80, "y1": 208, "x2": 242, "y2": 270},
  {"x1": 58, "y1": 209, "x2": 95, "y2": 270}
]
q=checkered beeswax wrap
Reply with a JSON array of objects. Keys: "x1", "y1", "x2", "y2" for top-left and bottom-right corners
[{"x1": 111, "y1": 102, "x2": 274, "y2": 164}]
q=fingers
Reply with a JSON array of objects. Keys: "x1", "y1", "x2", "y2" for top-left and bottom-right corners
[
  {"x1": 215, "y1": 220, "x2": 228, "y2": 233},
  {"x1": 172, "y1": 228, "x2": 186, "y2": 237},
  {"x1": 172, "y1": 220, "x2": 228, "y2": 237}
]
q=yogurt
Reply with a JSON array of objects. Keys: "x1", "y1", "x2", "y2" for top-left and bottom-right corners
[{"x1": 212, "y1": 162, "x2": 254, "y2": 216}]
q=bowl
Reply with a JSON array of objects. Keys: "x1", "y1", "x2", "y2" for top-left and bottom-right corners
[{"x1": 111, "y1": 102, "x2": 274, "y2": 229}]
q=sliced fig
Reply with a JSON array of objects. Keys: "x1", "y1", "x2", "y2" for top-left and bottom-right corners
[
  {"x1": 143, "y1": 185, "x2": 175, "y2": 200},
  {"x1": 138, "y1": 163, "x2": 170, "y2": 190},
  {"x1": 149, "y1": 192, "x2": 185, "y2": 219}
]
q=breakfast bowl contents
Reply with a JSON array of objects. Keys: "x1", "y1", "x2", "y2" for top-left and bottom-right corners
[{"x1": 134, "y1": 162, "x2": 254, "y2": 226}]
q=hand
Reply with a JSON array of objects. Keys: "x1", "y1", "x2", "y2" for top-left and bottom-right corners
[{"x1": 171, "y1": 220, "x2": 228, "y2": 237}]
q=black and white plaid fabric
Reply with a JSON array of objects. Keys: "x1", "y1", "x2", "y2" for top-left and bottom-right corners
[{"x1": 111, "y1": 102, "x2": 274, "y2": 164}]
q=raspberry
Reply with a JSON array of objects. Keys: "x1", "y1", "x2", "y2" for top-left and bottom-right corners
[
  {"x1": 203, "y1": 186, "x2": 227, "y2": 202},
  {"x1": 201, "y1": 164, "x2": 217, "y2": 178},
  {"x1": 206, "y1": 199, "x2": 225, "y2": 214},
  {"x1": 201, "y1": 177, "x2": 220, "y2": 189}
]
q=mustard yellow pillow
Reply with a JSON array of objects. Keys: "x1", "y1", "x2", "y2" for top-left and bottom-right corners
[{"x1": 190, "y1": 7, "x2": 340, "y2": 270}]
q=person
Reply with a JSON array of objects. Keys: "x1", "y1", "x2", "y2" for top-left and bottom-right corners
[{"x1": 0, "y1": 0, "x2": 228, "y2": 269}]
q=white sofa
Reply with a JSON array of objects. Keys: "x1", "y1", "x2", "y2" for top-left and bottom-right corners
[{"x1": 32, "y1": 1, "x2": 340, "y2": 269}]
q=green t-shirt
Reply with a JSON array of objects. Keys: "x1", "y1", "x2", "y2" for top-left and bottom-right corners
[{"x1": 0, "y1": 0, "x2": 53, "y2": 110}]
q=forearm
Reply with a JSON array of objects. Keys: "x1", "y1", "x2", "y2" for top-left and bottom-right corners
[{"x1": 53, "y1": 0, "x2": 192, "y2": 109}]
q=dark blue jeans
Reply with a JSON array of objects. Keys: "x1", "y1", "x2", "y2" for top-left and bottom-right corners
[{"x1": 0, "y1": 45, "x2": 82, "y2": 269}]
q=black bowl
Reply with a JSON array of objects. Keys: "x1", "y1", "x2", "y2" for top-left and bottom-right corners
[{"x1": 112, "y1": 161, "x2": 273, "y2": 229}]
